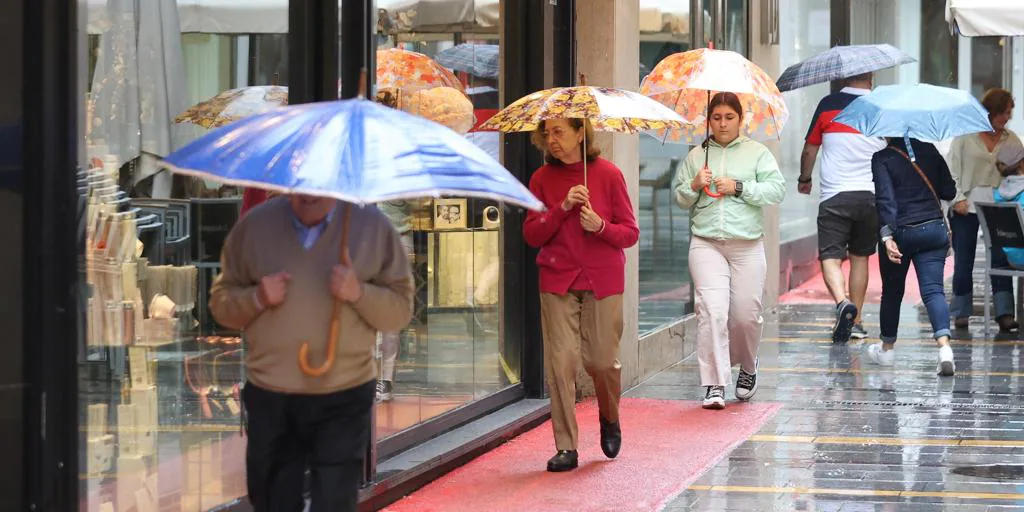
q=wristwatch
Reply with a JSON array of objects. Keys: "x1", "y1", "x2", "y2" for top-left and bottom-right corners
[{"x1": 734, "y1": 181, "x2": 744, "y2": 197}]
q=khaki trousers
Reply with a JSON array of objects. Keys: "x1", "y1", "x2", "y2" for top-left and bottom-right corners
[
  {"x1": 689, "y1": 236, "x2": 766, "y2": 387},
  {"x1": 540, "y1": 291, "x2": 623, "y2": 451}
]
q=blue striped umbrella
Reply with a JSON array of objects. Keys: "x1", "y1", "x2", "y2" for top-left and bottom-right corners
[
  {"x1": 162, "y1": 98, "x2": 542, "y2": 211},
  {"x1": 776, "y1": 44, "x2": 915, "y2": 92}
]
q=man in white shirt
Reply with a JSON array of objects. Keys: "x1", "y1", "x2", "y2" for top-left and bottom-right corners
[{"x1": 798, "y1": 73, "x2": 886, "y2": 344}]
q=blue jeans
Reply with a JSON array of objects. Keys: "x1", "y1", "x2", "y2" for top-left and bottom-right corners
[
  {"x1": 879, "y1": 219, "x2": 952, "y2": 343},
  {"x1": 950, "y1": 212, "x2": 1014, "y2": 318}
]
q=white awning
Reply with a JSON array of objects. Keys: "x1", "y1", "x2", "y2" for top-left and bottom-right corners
[
  {"x1": 87, "y1": 0, "x2": 495, "y2": 35},
  {"x1": 946, "y1": 0, "x2": 1024, "y2": 37},
  {"x1": 639, "y1": 0, "x2": 690, "y2": 35}
]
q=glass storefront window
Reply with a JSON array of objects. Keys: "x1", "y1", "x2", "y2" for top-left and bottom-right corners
[
  {"x1": 78, "y1": 3, "x2": 283, "y2": 510},
  {"x1": 370, "y1": 3, "x2": 512, "y2": 440},
  {"x1": 777, "y1": 0, "x2": 830, "y2": 242},
  {"x1": 638, "y1": 1, "x2": 694, "y2": 334}
]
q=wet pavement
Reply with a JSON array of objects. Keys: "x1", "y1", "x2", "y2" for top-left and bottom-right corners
[{"x1": 628, "y1": 302, "x2": 1024, "y2": 511}]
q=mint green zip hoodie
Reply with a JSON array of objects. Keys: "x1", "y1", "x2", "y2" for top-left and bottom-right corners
[{"x1": 673, "y1": 136, "x2": 786, "y2": 241}]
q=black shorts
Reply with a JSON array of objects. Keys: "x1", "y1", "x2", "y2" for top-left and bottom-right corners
[{"x1": 817, "y1": 191, "x2": 878, "y2": 260}]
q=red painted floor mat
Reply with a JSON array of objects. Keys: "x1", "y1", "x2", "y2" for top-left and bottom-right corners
[
  {"x1": 384, "y1": 398, "x2": 781, "y2": 512},
  {"x1": 779, "y1": 254, "x2": 954, "y2": 305}
]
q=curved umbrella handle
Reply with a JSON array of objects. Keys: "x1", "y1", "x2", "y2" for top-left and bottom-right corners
[
  {"x1": 704, "y1": 185, "x2": 723, "y2": 198},
  {"x1": 299, "y1": 204, "x2": 352, "y2": 377},
  {"x1": 298, "y1": 303, "x2": 341, "y2": 376}
]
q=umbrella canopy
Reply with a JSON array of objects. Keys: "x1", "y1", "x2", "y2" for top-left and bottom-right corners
[
  {"x1": 477, "y1": 86, "x2": 688, "y2": 134},
  {"x1": 176, "y1": 85, "x2": 289, "y2": 129},
  {"x1": 436, "y1": 43, "x2": 499, "y2": 79},
  {"x1": 162, "y1": 98, "x2": 542, "y2": 211},
  {"x1": 833, "y1": 83, "x2": 993, "y2": 160},
  {"x1": 639, "y1": 48, "x2": 788, "y2": 145},
  {"x1": 776, "y1": 44, "x2": 916, "y2": 92},
  {"x1": 946, "y1": 0, "x2": 1024, "y2": 36},
  {"x1": 377, "y1": 48, "x2": 465, "y2": 94}
]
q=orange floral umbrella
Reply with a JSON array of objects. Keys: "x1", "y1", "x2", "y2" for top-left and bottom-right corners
[
  {"x1": 376, "y1": 48, "x2": 464, "y2": 94},
  {"x1": 639, "y1": 47, "x2": 789, "y2": 145}
]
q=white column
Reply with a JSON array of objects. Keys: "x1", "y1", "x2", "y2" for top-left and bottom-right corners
[{"x1": 576, "y1": 0, "x2": 642, "y2": 388}]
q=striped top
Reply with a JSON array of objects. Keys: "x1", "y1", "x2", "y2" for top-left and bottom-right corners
[{"x1": 806, "y1": 87, "x2": 886, "y2": 201}]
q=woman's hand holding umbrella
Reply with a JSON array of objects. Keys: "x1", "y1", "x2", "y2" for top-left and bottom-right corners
[
  {"x1": 713, "y1": 176, "x2": 738, "y2": 196},
  {"x1": 562, "y1": 185, "x2": 590, "y2": 211},
  {"x1": 691, "y1": 166, "x2": 713, "y2": 193},
  {"x1": 580, "y1": 204, "x2": 605, "y2": 233}
]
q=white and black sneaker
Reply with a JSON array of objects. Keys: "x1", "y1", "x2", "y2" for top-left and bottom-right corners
[
  {"x1": 850, "y1": 323, "x2": 868, "y2": 340},
  {"x1": 702, "y1": 386, "x2": 726, "y2": 410},
  {"x1": 833, "y1": 300, "x2": 858, "y2": 344},
  {"x1": 376, "y1": 380, "x2": 394, "y2": 402},
  {"x1": 735, "y1": 368, "x2": 758, "y2": 401}
]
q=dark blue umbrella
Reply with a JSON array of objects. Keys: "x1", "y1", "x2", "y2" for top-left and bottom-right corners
[
  {"x1": 776, "y1": 44, "x2": 915, "y2": 92},
  {"x1": 162, "y1": 98, "x2": 541, "y2": 210}
]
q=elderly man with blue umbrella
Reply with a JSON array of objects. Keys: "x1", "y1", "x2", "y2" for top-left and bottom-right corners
[
  {"x1": 162, "y1": 94, "x2": 543, "y2": 511},
  {"x1": 834, "y1": 83, "x2": 993, "y2": 378}
]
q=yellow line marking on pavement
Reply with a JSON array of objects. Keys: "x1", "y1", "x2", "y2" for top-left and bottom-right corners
[
  {"x1": 748, "y1": 434, "x2": 1024, "y2": 449},
  {"x1": 687, "y1": 485, "x2": 1024, "y2": 500},
  {"x1": 762, "y1": 337, "x2": 1024, "y2": 345},
  {"x1": 676, "y1": 365, "x2": 1024, "y2": 378}
]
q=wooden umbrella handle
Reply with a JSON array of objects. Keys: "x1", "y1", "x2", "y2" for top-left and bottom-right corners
[{"x1": 299, "y1": 204, "x2": 352, "y2": 377}]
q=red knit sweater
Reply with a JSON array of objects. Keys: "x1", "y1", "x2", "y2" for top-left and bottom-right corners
[{"x1": 523, "y1": 157, "x2": 639, "y2": 299}]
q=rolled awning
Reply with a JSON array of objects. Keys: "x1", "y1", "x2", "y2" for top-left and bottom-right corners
[
  {"x1": 87, "y1": 0, "x2": 493, "y2": 35},
  {"x1": 946, "y1": 0, "x2": 1024, "y2": 37}
]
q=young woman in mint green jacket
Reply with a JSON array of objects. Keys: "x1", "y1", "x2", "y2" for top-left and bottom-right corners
[{"x1": 672, "y1": 92, "x2": 786, "y2": 410}]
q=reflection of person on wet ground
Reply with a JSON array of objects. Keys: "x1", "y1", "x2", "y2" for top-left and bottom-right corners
[
  {"x1": 673, "y1": 92, "x2": 786, "y2": 409},
  {"x1": 523, "y1": 118, "x2": 639, "y2": 472},
  {"x1": 865, "y1": 137, "x2": 956, "y2": 376}
]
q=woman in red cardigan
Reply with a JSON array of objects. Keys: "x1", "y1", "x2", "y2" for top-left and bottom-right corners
[{"x1": 523, "y1": 118, "x2": 639, "y2": 472}]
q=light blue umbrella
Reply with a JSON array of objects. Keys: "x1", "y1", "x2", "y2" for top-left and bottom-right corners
[
  {"x1": 833, "y1": 83, "x2": 993, "y2": 161},
  {"x1": 162, "y1": 97, "x2": 542, "y2": 211}
]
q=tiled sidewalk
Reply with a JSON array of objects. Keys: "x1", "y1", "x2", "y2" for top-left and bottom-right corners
[{"x1": 636, "y1": 302, "x2": 1024, "y2": 511}]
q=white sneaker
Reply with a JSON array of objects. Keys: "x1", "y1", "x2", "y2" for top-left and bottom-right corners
[
  {"x1": 865, "y1": 343, "x2": 895, "y2": 366},
  {"x1": 937, "y1": 345, "x2": 955, "y2": 377}
]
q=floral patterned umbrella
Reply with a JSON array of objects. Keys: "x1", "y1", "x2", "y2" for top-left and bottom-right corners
[
  {"x1": 640, "y1": 47, "x2": 788, "y2": 197},
  {"x1": 478, "y1": 84, "x2": 688, "y2": 184},
  {"x1": 376, "y1": 48, "x2": 464, "y2": 94},
  {"x1": 478, "y1": 85, "x2": 687, "y2": 134},
  {"x1": 175, "y1": 85, "x2": 289, "y2": 129},
  {"x1": 639, "y1": 47, "x2": 789, "y2": 145}
]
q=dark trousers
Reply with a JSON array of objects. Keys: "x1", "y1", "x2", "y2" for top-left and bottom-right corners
[
  {"x1": 878, "y1": 219, "x2": 952, "y2": 343},
  {"x1": 243, "y1": 380, "x2": 375, "y2": 512},
  {"x1": 950, "y1": 212, "x2": 1014, "y2": 318}
]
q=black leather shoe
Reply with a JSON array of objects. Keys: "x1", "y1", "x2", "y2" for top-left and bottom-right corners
[
  {"x1": 546, "y1": 450, "x2": 578, "y2": 472},
  {"x1": 600, "y1": 418, "x2": 621, "y2": 459}
]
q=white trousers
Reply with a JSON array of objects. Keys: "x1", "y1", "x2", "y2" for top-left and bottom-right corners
[{"x1": 689, "y1": 236, "x2": 767, "y2": 387}]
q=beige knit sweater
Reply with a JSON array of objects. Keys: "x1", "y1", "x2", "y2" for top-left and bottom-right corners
[{"x1": 210, "y1": 197, "x2": 414, "y2": 394}]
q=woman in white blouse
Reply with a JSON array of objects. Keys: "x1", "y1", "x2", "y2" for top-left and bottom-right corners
[{"x1": 947, "y1": 88, "x2": 1020, "y2": 332}]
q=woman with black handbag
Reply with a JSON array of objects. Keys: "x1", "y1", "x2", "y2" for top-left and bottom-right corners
[{"x1": 868, "y1": 136, "x2": 957, "y2": 376}]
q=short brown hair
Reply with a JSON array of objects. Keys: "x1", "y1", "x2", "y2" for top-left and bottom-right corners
[
  {"x1": 530, "y1": 118, "x2": 601, "y2": 165},
  {"x1": 982, "y1": 88, "x2": 1015, "y2": 117}
]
